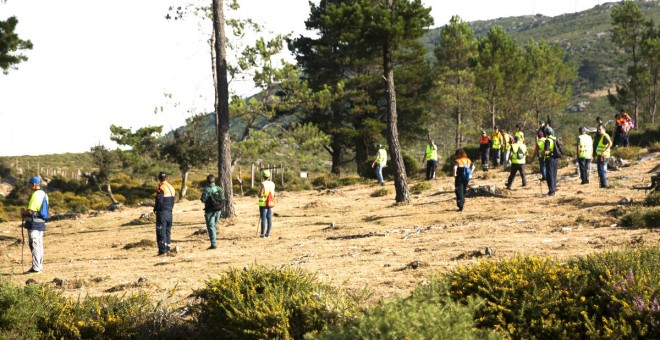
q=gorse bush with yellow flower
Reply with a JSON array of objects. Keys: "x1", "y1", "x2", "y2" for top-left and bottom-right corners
[{"x1": 193, "y1": 265, "x2": 364, "y2": 339}]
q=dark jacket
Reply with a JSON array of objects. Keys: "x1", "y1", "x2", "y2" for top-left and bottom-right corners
[{"x1": 154, "y1": 181, "x2": 175, "y2": 212}]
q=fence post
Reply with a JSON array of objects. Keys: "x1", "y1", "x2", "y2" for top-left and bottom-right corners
[{"x1": 251, "y1": 163, "x2": 255, "y2": 188}]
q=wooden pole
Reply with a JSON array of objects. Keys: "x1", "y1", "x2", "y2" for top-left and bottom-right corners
[
  {"x1": 281, "y1": 163, "x2": 284, "y2": 186},
  {"x1": 251, "y1": 163, "x2": 255, "y2": 188}
]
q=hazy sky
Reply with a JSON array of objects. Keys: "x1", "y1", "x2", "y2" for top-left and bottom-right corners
[{"x1": 0, "y1": 0, "x2": 606, "y2": 157}]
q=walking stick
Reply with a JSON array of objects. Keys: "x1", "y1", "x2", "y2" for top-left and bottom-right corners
[
  {"x1": 20, "y1": 217, "x2": 25, "y2": 273},
  {"x1": 257, "y1": 215, "x2": 261, "y2": 237}
]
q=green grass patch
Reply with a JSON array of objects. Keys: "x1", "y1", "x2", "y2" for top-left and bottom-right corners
[
  {"x1": 409, "y1": 181, "x2": 431, "y2": 194},
  {"x1": 370, "y1": 188, "x2": 389, "y2": 197},
  {"x1": 611, "y1": 146, "x2": 644, "y2": 160},
  {"x1": 619, "y1": 207, "x2": 660, "y2": 228}
]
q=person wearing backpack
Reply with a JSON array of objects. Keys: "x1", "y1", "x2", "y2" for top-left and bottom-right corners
[
  {"x1": 530, "y1": 130, "x2": 547, "y2": 181},
  {"x1": 258, "y1": 170, "x2": 276, "y2": 238},
  {"x1": 20, "y1": 176, "x2": 49, "y2": 274},
  {"x1": 200, "y1": 174, "x2": 224, "y2": 249},
  {"x1": 576, "y1": 127, "x2": 593, "y2": 185},
  {"x1": 505, "y1": 136, "x2": 527, "y2": 189},
  {"x1": 453, "y1": 148, "x2": 474, "y2": 212},
  {"x1": 542, "y1": 128, "x2": 559, "y2": 196},
  {"x1": 595, "y1": 124, "x2": 613, "y2": 189}
]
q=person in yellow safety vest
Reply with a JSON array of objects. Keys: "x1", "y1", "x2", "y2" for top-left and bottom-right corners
[
  {"x1": 501, "y1": 128, "x2": 513, "y2": 167},
  {"x1": 505, "y1": 136, "x2": 527, "y2": 189},
  {"x1": 595, "y1": 124, "x2": 613, "y2": 189},
  {"x1": 258, "y1": 170, "x2": 276, "y2": 237},
  {"x1": 491, "y1": 126, "x2": 503, "y2": 167},
  {"x1": 576, "y1": 127, "x2": 594, "y2": 185},
  {"x1": 371, "y1": 144, "x2": 387, "y2": 185},
  {"x1": 530, "y1": 130, "x2": 547, "y2": 181},
  {"x1": 542, "y1": 128, "x2": 558, "y2": 196},
  {"x1": 21, "y1": 176, "x2": 49, "y2": 274},
  {"x1": 514, "y1": 124, "x2": 525, "y2": 143},
  {"x1": 422, "y1": 139, "x2": 438, "y2": 180}
]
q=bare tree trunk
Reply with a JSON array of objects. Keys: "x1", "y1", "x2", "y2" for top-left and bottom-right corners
[
  {"x1": 105, "y1": 183, "x2": 118, "y2": 205},
  {"x1": 212, "y1": 0, "x2": 235, "y2": 217},
  {"x1": 384, "y1": 0, "x2": 409, "y2": 204},
  {"x1": 179, "y1": 165, "x2": 190, "y2": 200}
]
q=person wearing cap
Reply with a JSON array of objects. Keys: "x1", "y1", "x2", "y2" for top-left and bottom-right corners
[
  {"x1": 258, "y1": 170, "x2": 275, "y2": 237},
  {"x1": 154, "y1": 171, "x2": 176, "y2": 255},
  {"x1": 21, "y1": 176, "x2": 49, "y2": 274},
  {"x1": 542, "y1": 128, "x2": 558, "y2": 196},
  {"x1": 479, "y1": 130, "x2": 491, "y2": 171},
  {"x1": 491, "y1": 126, "x2": 503, "y2": 168},
  {"x1": 422, "y1": 139, "x2": 438, "y2": 180},
  {"x1": 200, "y1": 174, "x2": 224, "y2": 249},
  {"x1": 530, "y1": 130, "x2": 547, "y2": 181},
  {"x1": 576, "y1": 127, "x2": 593, "y2": 185},
  {"x1": 371, "y1": 144, "x2": 387, "y2": 185},
  {"x1": 505, "y1": 136, "x2": 527, "y2": 189}
]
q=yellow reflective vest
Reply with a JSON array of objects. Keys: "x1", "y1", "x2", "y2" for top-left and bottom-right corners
[
  {"x1": 536, "y1": 137, "x2": 546, "y2": 158},
  {"x1": 511, "y1": 142, "x2": 527, "y2": 164},
  {"x1": 492, "y1": 132, "x2": 502, "y2": 150},
  {"x1": 515, "y1": 131, "x2": 525, "y2": 143},
  {"x1": 375, "y1": 148, "x2": 387, "y2": 166},
  {"x1": 596, "y1": 133, "x2": 612, "y2": 158},
  {"x1": 425, "y1": 144, "x2": 438, "y2": 161},
  {"x1": 543, "y1": 136, "x2": 556, "y2": 160},
  {"x1": 258, "y1": 180, "x2": 275, "y2": 207},
  {"x1": 577, "y1": 134, "x2": 593, "y2": 159}
]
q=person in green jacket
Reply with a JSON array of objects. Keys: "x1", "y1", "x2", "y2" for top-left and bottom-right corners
[{"x1": 200, "y1": 174, "x2": 224, "y2": 249}]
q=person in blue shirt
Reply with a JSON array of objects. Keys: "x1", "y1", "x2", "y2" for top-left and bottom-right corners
[{"x1": 21, "y1": 176, "x2": 48, "y2": 274}]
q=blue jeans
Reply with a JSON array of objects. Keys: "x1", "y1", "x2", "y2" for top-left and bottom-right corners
[
  {"x1": 156, "y1": 210, "x2": 172, "y2": 254},
  {"x1": 205, "y1": 210, "x2": 221, "y2": 247},
  {"x1": 538, "y1": 158, "x2": 546, "y2": 180},
  {"x1": 375, "y1": 164, "x2": 384, "y2": 184},
  {"x1": 259, "y1": 207, "x2": 273, "y2": 237},
  {"x1": 545, "y1": 157, "x2": 558, "y2": 194},
  {"x1": 597, "y1": 157, "x2": 609, "y2": 188}
]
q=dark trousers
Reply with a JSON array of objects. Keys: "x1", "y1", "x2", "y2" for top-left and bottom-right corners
[
  {"x1": 545, "y1": 157, "x2": 558, "y2": 194},
  {"x1": 538, "y1": 158, "x2": 546, "y2": 180},
  {"x1": 455, "y1": 177, "x2": 468, "y2": 210},
  {"x1": 506, "y1": 164, "x2": 527, "y2": 187},
  {"x1": 578, "y1": 158, "x2": 591, "y2": 184},
  {"x1": 480, "y1": 146, "x2": 490, "y2": 170},
  {"x1": 156, "y1": 210, "x2": 172, "y2": 254},
  {"x1": 491, "y1": 148, "x2": 501, "y2": 167},
  {"x1": 426, "y1": 160, "x2": 437, "y2": 180}
]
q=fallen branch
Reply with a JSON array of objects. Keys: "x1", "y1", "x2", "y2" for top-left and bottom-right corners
[{"x1": 326, "y1": 232, "x2": 385, "y2": 240}]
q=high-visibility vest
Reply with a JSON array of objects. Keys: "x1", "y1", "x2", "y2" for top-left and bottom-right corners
[
  {"x1": 515, "y1": 131, "x2": 524, "y2": 143},
  {"x1": 536, "y1": 137, "x2": 546, "y2": 158},
  {"x1": 258, "y1": 180, "x2": 275, "y2": 207},
  {"x1": 511, "y1": 143, "x2": 527, "y2": 164},
  {"x1": 578, "y1": 134, "x2": 593, "y2": 159},
  {"x1": 425, "y1": 145, "x2": 438, "y2": 161},
  {"x1": 375, "y1": 148, "x2": 387, "y2": 166},
  {"x1": 543, "y1": 136, "x2": 556, "y2": 160},
  {"x1": 492, "y1": 132, "x2": 502, "y2": 149},
  {"x1": 596, "y1": 133, "x2": 611, "y2": 158},
  {"x1": 502, "y1": 133, "x2": 512, "y2": 150}
]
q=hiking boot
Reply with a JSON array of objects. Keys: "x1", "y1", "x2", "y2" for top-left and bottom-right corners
[
  {"x1": 157, "y1": 252, "x2": 169, "y2": 256},
  {"x1": 24, "y1": 268, "x2": 41, "y2": 274},
  {"x1": 208, "y1": 245, "x2": 217, "y2": 250}
]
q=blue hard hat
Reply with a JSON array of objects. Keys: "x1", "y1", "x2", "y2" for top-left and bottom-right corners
[{"x1": 29, "y1": 176, "x2": 41, "y2": 185}]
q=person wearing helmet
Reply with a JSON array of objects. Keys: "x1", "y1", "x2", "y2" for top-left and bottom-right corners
[
  {"x1": 371, "y1": 144, "x2": 387, "y2": 185},
  {"x1": 154, "y1": 171, "x2": 176, "y2": 255},
  {"x1": 21, "y1": 176, "x2": 49, "y2": 274},
  {"x1": 258, "y1": 170, "x2": 275, "y2": 238}
]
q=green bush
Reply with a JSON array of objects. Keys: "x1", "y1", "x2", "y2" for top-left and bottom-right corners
[
  {"x1": 370, "y1": 188, "x2": 388, "y2": 197},
  {"x1": 611, "y1": 146, "x2": 643, "y2": 160},
  {"x1": 409, "y1": 181, "x2": 431, "y2": 194},
  {"x1": 649, "y1": 141, "x2": 660, "y2": 153},
  {"x1": 645, "y1": 191, "x2": 660, "y2": 207},
  {"x1": 316, "y1": 280, "x2": 497, "y2": 339},
  {"x1": 628, "y1": 126, "x2": 660, "y2": 147},
  {"x1": 0, "y1": 281, "x2": 51, "y2": 339},
  {"x1": 193, "y1": 265, "x2": 362, "y2": 339},
  {"x1": 619, "y1": 207, "x2": 660, "y2": 228},
  {"x1": 185, "y1": 187, "x2": 201, "y2": 201}
]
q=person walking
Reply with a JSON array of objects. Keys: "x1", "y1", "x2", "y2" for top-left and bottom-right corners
[
  {"x1": 543, "y1": 128, "x2": 559, "y2": 196},
  {"x1": 258, "y1": 170, "x2": 276, "y2": 238},
  {"x1": 595, "y1": 124, "x2": 613, "y2": 189},
  {"x1": 200, "y1": 174, "x2": 224, "y2": 249},
  {"x1": 423, "y1": 139, "x2": 438, "y2": 180},
  {"x1": 576, "y1": 127, "x2": 593, "y2": 185},
  {"x1": 479, "y1": 130, "x2": 491, "y2": 171},
  {"x1": 154, "y1": 171, "x2": 176, "y2": 256},
  {"x1": 514, "y1": 124, "x2": 525, "y2": 143},
  {"x1": 453, "y1": 148, "x2": 474, "y2": 212},
  {"x1": 505, "y1": 136, "x2": 527, "y2": 189},
  {"x1": 21, "y1": 176, "x2": 48, "y2": 274},
  {"x1": 371, "y1": 144, "x2": 387, "y2": 185},
  {"x1": 530, "y1": 130, "x2": 547, "y2": 181},
  {"x1": 491, "y1": 126, "x2": 503, "y2": 168}
]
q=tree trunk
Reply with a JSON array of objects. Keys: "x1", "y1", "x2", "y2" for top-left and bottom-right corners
[
  {"x1": 212, "y1": 0, "x2": 235, "y2": 217},
  {"x1": 105, "y1": 183, "x2": 118, "y2": 205},
  {"x1": 384, "y1": 0, "x2": 410, "y2": 204},
  {"x1": 325, "y1": 139, "x2": 343, "y2": 175},
  {"x1": 354, "y1": 136, "x2": 369, "y2": 176},
  {"x1": 179, "y1": 164, "x2": 190, "y2": 200}
]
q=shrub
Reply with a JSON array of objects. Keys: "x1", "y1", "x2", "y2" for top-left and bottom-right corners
[
  {"x1": 370, "y1": 188, "x2": 388, "y2": 197},
  {"x1": 619, "y1": 207, "x2": 660, "y2": 228},
  {"x1": 649, "y1": 141, "x2": 660, "y2": 153},
  {"x1": 0, "y1": 280, "x2": 51, "y2": 339},
  {"x1": 193, "y1": 265, "x2": 362, "y2": 339},
  {"x1": 628, "y1": 126, "x2": 660, "y2": 147},
  {"x1": 317, "y1": 280, "x2": 497, "y2": 339},
  {"x1": 184, "y1": 187, "x2": 201, "y2": 201},
  {"x1": 645, "y1": 191, "x2": 660, "y2": 207},
  {"x1": 611, "y1": 146, "x2": 643, "y2": 160},
  {"x1": 409, "y1": 181, "x2": 431, "y2": 194}
]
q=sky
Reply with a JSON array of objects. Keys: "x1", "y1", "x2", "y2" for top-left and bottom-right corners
[{"x1": 0, "y1": 0, "x2": 606, "y2": 157}]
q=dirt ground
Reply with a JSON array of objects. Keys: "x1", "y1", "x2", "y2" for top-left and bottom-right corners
[{"x1": 1, "y1": 154, "x2": 659, "y2": 307}]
